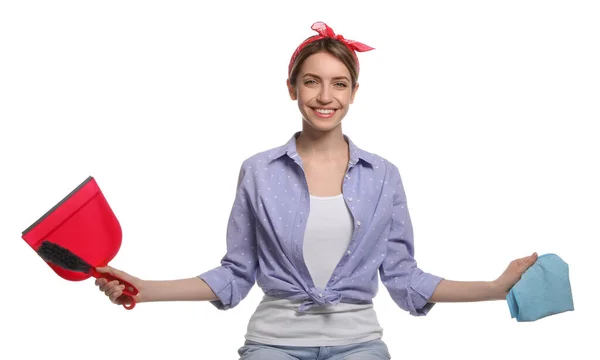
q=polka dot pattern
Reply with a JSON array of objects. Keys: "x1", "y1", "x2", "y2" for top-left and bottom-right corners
[{"x1": 198, "y1": 132, "x2": 443, "y2": 315}]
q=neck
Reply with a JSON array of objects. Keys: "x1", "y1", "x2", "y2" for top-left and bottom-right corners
[{"x1": 296, "y1": 123, "x2": 349, "y2": 162}]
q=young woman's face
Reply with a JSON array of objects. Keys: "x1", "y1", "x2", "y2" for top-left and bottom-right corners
[{"x1": 288, "y1": 51, "x2": 359, "y2": 132}]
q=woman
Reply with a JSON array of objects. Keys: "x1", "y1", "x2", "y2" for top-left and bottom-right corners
[{"x1": 95, "y1": 21, "x2": 538, "y2": 359}]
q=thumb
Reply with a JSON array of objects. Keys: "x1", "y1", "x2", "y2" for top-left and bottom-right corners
[
  {"x1": 95, "y1": 265, "x2": 116, "y2": 274},
  {"x1": 96, "y1": 265, "x2": 129, "y2": 280},
  {"x1": 522, "y1": 252, "x2": 538, "y2": 268},
  {"x1": 529, "y1": 252, "x2": 538, "y2": 261},
  {"x1": 96, "y1": 266, "x2": 139, "y2": 292},
  {"x1": 517, "y1": 252, "x2": 537, "y2": 264}
]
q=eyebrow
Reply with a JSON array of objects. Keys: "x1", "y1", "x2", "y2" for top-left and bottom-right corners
[{"x1": 302, "y1": 73, "x2": 351, "y2": 82}]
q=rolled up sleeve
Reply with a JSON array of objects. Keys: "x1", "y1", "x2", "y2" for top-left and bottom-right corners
[
  {"x1": 379, "y1": 165, "x2": 443, "y2": 316},
  {"x1": 198, "y1": 162, "x2": 258, "y2": 310}
]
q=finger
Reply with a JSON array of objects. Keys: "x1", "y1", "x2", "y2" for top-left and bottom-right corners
[
  {"x1": 104, "y1": 283, "x2": 121, "y2": 297},
  {"x1": 95, "y1": 278, "x2": 107, "y2": 287},
  {"x1": 100, "y1": 279, "x2": 118, "y2": 292},
  {"x1": 100, "y1": 280, "x2": 120, "y2": 292},
  {"x1": 111, "y1": 294, "x2": 121, "y2": 304},
  {"x1": 107, "y1": 285, "x2": 125, "y2": 299},
  {"x1": 116, "y1": 293, "x2": 133, "y2": 305},
  {"x1": 107, "y1": 284, "x2": 124, "y2": 296},
  {"x1": 110, "y1": 289, "x2": 124, "y2": 303}
]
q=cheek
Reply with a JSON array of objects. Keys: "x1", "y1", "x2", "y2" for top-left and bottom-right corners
[
  {"x1": 339, "y1": 92, "x2": 353, "y2": 104},
  {"x1": 297, "y1": 89, "x2": 313, "y2": 105}
]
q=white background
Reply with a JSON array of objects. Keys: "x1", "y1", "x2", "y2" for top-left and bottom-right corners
[{"x1": 1, "y1": 1, "x2": 598, "y2": 359}]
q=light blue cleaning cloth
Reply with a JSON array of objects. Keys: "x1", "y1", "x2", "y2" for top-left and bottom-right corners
[{"x1": 507, "y1": 253, "x2": 574, "y2": 322}]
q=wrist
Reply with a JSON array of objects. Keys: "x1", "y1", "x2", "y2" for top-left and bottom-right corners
[
  {"x1": 135, "y1": 279, "x2": 151, "y2": 303},
  {"x1": 489, "y1": 280, "x2": 508, "y2": 301}
]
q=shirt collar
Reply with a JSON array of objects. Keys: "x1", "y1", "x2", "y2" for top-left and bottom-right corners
[{"x1": 268, "y1": 131, "x2": 374, "y2": 166}]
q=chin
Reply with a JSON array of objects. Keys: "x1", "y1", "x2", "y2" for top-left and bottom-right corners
[
  {"x1": 301, "y1": 108, "x2": 345, "y2": 132},
  {"x1": 303, "y1": 118, "x2": 342, "y2": 133}
]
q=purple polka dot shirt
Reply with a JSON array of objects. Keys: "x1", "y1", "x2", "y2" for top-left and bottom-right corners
[{"x1": 199, "y1": 132, "x2": 443, "y2": 315}]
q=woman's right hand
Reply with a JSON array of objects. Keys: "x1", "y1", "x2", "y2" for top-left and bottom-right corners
[{"x1": 95, "y1": 266, "x2": 144, "y2": 306}]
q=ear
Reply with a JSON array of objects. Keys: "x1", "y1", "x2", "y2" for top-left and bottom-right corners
[
  {"x1": 350, "y1": 82, "x2": 360, "y2": 104},
  {"x1": 287, "y1": 78, "x2": 297, "y2": 100}
]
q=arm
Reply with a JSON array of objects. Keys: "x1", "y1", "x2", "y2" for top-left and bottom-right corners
[
  {"x1": 429, "y1": 252, "x2": 539, "y2": 303},
  {"x1": 378, "y1": 164, "x2": 444, "y2": 316},
  {"x1": 138, "y1": 277, "x2": 218, "y2": 302},
  {"x1": 196, "y1": 161, "x2": 259, "y2": 310},
  {"x1": 429, "y1": 280, "x2": 503, "y2": 302},
  {"x1": 96, "y1": 162, "x2": 258, "y2": 308},
  {"x1": 95, "y1": 269, "x2": 219, "y2": 303},
  {"x1": 147, "y1": 162, "x2": 258, "y2": 306},
  {"x1": 378, "y1": 164, "x2": 538, "y2": 312}
]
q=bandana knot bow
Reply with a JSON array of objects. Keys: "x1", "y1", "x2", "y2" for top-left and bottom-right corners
[{"x1": 288, "y1": 21, "x2": 374, "y2": 78}]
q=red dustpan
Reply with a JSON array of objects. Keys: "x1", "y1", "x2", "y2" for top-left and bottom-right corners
[{"x1": 21, "y1": 176, "x2": 139, "y2": 309}]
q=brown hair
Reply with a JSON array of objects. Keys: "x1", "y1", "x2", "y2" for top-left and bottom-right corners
[{"x1": 288, "y1": 37, "x2": 360, "y2": 90}]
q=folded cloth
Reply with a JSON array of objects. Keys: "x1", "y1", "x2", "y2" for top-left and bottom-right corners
[{"x1": 507, "y1": 253, "x2": 574, "y2": 322}]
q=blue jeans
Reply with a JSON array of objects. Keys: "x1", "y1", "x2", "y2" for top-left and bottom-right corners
[{"x1": 237, "y1": 338, "x2": 391, "y2": 359}]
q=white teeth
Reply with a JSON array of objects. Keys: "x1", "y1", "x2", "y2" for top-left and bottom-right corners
[{"x1": 315, "y1": 109, "x2": 335, "y2": 114}]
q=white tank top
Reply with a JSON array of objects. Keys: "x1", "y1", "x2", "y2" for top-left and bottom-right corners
[{"x1": 244, "y1": 194, "x2": 384, "y2": 346}]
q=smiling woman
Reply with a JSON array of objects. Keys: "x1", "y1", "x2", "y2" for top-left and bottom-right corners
[
  {"x1": 92, "y1": 21, "x2": 538, "y2": 360},
  {"x1": 288, "y1": 52, "x2": 356, "y2": 130},
  {"x1": 286, "y1": 24, "x2": 371, "y2": 133}
]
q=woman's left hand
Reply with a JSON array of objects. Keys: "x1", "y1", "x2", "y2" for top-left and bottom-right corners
[{"x1": 492, "y1": 252, "x2": 538, "y2": 298}]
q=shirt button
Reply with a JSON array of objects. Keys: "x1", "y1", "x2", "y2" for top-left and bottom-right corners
[
  {"x1": 347, "y1": 250, "x2": 352, "y2": 255},
  {"x1": 319, "y1": 293, "x2": 323, "y2": 298},
  {"x1": 357, "y1": 221, "x2": 361, "y2": 226},
  {"x1": 347, "y1": 197, "x2": 352, "y2": 202}
]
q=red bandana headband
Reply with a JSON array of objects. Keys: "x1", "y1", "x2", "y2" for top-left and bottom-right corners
[{"x1": 288, "y1": 21, "x2": 375, "y2": 78}]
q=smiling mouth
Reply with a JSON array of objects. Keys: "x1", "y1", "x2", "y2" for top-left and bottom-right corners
[{"x1": 311, "y1": 108, "x2": 337, "y2": 118}]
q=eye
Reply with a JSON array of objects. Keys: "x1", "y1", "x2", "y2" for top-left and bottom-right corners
[
  {"x1": 334, "y1": 82, "x2": 348, "y2": 88},
  {"x1": 304, "y1": 79, "x2": 318, "y2": 85}
]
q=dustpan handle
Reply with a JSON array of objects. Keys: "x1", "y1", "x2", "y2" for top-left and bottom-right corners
[
  {"x1": 120, "y1": 290, "x2": 137, "y2": 310},
  {"x1": 91, "y1": 270, "x2": 139, "y2": 310}
]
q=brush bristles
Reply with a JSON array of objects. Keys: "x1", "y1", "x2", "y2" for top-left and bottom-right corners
[{"x1": 37, "y1": 240, "x2": 92, "y2": 274}]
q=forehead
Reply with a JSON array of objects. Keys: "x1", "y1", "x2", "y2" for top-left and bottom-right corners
[{"x1": 299, "y1": 51, "x2": 351, "y2": 78}]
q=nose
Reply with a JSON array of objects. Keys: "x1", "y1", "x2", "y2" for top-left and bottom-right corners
[{"x1": 317, "y1": 85, "x2": 333, "y2": 104}]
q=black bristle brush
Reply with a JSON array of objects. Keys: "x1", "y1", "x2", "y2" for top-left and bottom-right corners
[{"x1": 37, "y1": 240, "x2": 139, "y2": 309}]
